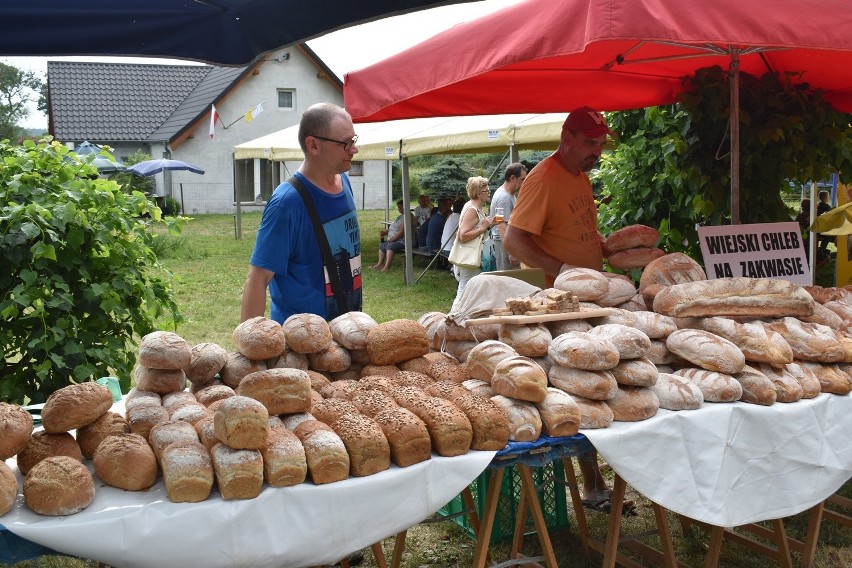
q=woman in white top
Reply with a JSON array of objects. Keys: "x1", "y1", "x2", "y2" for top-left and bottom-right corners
[{"x1": 450, "y1": 176, "x2": 493, "y2": 311}]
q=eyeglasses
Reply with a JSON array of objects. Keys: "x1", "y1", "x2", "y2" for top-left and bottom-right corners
[{"x1": 312, "y1": 134, "x2": 358, "y2": 151}]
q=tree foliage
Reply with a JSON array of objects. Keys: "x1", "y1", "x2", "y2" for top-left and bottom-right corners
[
  {"x1": 596, "y1": 66, "x2": 852, "y2": 259},
  {"x1": 0, "y1": 62, "x2": 45, "y2": 141},
  {"x1": 0, "y1": 139, "x2": 185, "y2": 404},
  {"x1": 418, "y1": 156, "x2": 477, "y2": 198}
]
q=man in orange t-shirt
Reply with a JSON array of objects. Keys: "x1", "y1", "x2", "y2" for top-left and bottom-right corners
[{"x1": 504, "y1": 107, "x2": 633, "y2": 515}]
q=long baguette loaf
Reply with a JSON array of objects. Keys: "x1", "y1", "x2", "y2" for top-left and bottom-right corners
[{"x1": 652, "y1": 277, "x2": 814, "y2": 318}]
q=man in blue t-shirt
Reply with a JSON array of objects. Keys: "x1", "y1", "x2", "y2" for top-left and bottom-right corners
[
  {"x1": 240, "y1": 103, "x2": 362, "y2": 323},
  {"x1": 425, "y1": 197, "x2": 452, "y2": 253}
]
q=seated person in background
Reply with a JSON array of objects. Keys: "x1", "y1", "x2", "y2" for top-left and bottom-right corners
[
  {"x1": 414, "y1": 194, "x2": 433, "y2": 230},
  {"x1": 371, "y1": 200, "x2": 414, "y2": 272},
  {"x1": 441, "y1": 198, "x2": 465, "y2": 256},
  {"x1": 425, "y1": 197, "x2": 453, "y2": 253},
  {"x1": 816, "y1": 189, "x2": 833, "y2": 255},
  {"x1": 417, "y1": 205, "x2": 438, "y2": 249}
]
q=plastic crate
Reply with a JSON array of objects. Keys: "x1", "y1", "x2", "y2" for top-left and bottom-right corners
[{"x1": 437, "y1": 460, "x2": 569, "y2": 543}]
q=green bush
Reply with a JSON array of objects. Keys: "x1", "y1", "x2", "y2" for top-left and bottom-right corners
[{"x1": 0, "y1": 139, "x2": 185, "y2": 403}]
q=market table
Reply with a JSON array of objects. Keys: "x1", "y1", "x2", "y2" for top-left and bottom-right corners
[{"x1": 1, "y1": 444, "x2": 494, "y2": 568}]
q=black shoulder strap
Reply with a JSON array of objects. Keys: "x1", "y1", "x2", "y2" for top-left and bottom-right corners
[{"x1": 287, "y1": 176, "x2": 350, "y2": 316}]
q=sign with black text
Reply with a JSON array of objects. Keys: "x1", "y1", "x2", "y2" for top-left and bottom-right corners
[{"x1": 697, "y1": 222, "x2": 811, "y2": 286}]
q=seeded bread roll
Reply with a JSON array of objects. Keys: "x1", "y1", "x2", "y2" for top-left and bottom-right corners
[
  {"x1": 589, "y1": 324, "x2": 652, "y2": 360},
  {"x1": 535, "y1": 387, "x2": 581, "y2": 437},
  {"x1": 194, "y1": 383, "x2": 236, "y2": 407},
  {"x1": 75, "y1": 411, "x2": 129, "y2": 459},
  {"x1": 233, "y1": 316, "x2": 286, "y2": 360},
  {"x1": 569, "y1": 394, "x2": 615, "y2": 429},
  {"x1": 0, "y1": 402, "x2": 34, "y2": 460},
  {"x1": 393, "y1": 370, "x2": 434, "y2": 389},
  {"x1": 148, "y1": 420, "x2": 200, "y2": 462},
  {"x1": 783, "y1": 363, "x2": 822, "y2": 398},
  {"x1": 757, "y1": 364, "x2": 804, "y2": 403},
  {"x1": 453, "y1": 393, "x2": 510, "y2": 450},
  {"x1": 606, "y1": 224, "x2": 660, "y2": 253},
  {"x1": 214, "y1": 395, "x2": 269, "y2": 450},
  {"x1": 666, "y1": 329, "x2": 746, "y2": 374},
  {"x1": 372, "y1": 407, "x2": 432, "y2": 467},
  {"x1": 329, "y1": 311, "x2": 378, "y2": 350},
  {"x1": 237, "y1": 368, "x2": 311, "y2": 415},
  {"x1": 0, "y1": 462, "x2": 17, "y2": 516},
  {"x1": 610, "y1": 357, "x2": 658, "y2": 387},
  {"x1": 41, "y1": 382, "x2": 113, "y2": 434},
  {"x1": 605, "y1": 386, "x2": 660, "y2": 421},
  {"x1": 649, "y1": 373, "x2": 703, "y2": 411},
  {"x1": 185, "y1": 342, "x2": 228, "y2": 386},
  {"x1": 257, "y1": 426, "x2": 306, "y2": 487},
  {"x1": 466, "y1": 340, "x2": 519, "y2": 382},
  {"x1": 134, "y1": 365, "x2": 188, "y2": 395},
  {"x1": 799, "y1": 362, "x2": 852, "y2": 395},
  {"x1": 138, "y1": 331, "x2": 192, "y2": 370},
  {"x1": 220, "y1": 352, "x2": 267, "y2": 389},
  {"x1": 672, "y1": 368, "x2": 742, "y2": 402},
  {"x1": 16, "y1": 431, "x2": 82, "y2": 476},
  {"x1": 462, "y1": 379, "x2": 496, "y2": 399},
  {"x1": 733, "y1": 365, "x2": 777, "y2": 405},
  {"x1": 423, "y1": 352, "x2": 468, "y2": 383},
  {"x1": 283, "y1": 313, "x2": 333, "y2": 354},
  {"x1": 210, "y1": 443, "x2": 263, "y2": 500},
  {"x1": 160, "y1": 440, "x2": 214, "y2": 503},
  {"x1": 311, "y1": 398, "x2": 359, "y2": 426},
  {"x1": 358, "y1": 375, "x2": 397, "y2": 394},
  {"x1": 424, "y1": 381, "x2": 471, "y2": 402},
  {"x1": 93, "y1": 433, "x2": 158, "y2": 491},
  {"x1": 293, "y1": 420, "x2": 350, "y2": 485},
  {"x1": 548, "y1": 365, "x2": 618, "y2": 400},
  {"x1": 194, "y1": 415, "x2": 219, "y2": 450},
  {"x1": 23, "y1": 456, "x2": 95, "y2": 516},
  {"x1": 127, "y1": 403, "x2": 170, "y2": 440},
  {"x1": 330, "y1": 413, "x2": 390, "y2": 477},
  {"x1": 366, "y1": 319, "x2": 430, "y2": 365},
  {"x1": 319, "y1": 379, "x2": 360, "y2": 400},
  {"x1": 351, "y1": 390, "x2": 398, "y2": 417},
  {"x1": 553, "y1": 267, "x2": 609, "y2": 301},
  {"x1": 410, "y1": 397, "x2": 473, "y2": 456},
  {"x1": 498, "y1": 324, "x2": 552, "y2": 357},
  {"x1": 548, "y1": 332, "x2": 620, "y2": 371},
  {"x1": 489, "y1": 396, "x2": 541, "y2": 442},
  {"x1": 490, "y1": 355, "x2": 548, "y2": 403}
]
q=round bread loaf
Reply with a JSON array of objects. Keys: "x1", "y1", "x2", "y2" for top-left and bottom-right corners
[
  {"x1": 214, "y1": 395, "x2": 269, "y2": 449},
  {"x1": 453, "y1": 393, "x2": 510, "y2": 451},
  {"x1": 498, "y1": 324, "x2": 552, "y2": 357},
  {"x1": 605, "y1": 386, "x2": 660, "y2": 421},
  {"x1": 23, "y1": 455, "x2": 95, "y2": 516},
  {"x1": 570, "y1": 394, "x2": 614, "y2": 429},
  {"x1": 410, "y1": 397, "x2": 472, "y2": 456},
  {"x1": 638, "y1": 252, "x2": 706, "y2": 293},
  {"x1": 329, "y1": 311, "x2": 378, "y2": 350},
  {"x1": 162, "y1": 390, "x2": 197, "y2": 411},
  {"x1": 366, "y1": 319, "x2": 430, "y2": 365},
  {"x1": 673, "y1": 368, "x2": 742, "y2": 402},
  {"x1": 535, "y1": 387, "x2": 582, "y2": 437},
  {"x1": 597, "y1": 274, "x2": 639, "y2": 307},
  {"x1": 307, "y1": 369, "x2": 333, "y2": 391},
  {"x1": 124, "y1": 388, "x2": 162, "y2": 411},
  {"x1": 127, "y1": 403, "x2": 170, "y2": 439},
  {"x1": 260, "y1": 427, "x2": 307, "y2": 487},
  {"x1": 161, "y1": 440, "x2": 215, "y2": 502},
  {"x1": 138, "y1": 330, "x2": 191, "y2": 370},
  {"x1": 41, "y1": 382, "x2": 113, "y2": 434},
  {"x1": 610, "y1": 357, "x2": 658, "y2": 387},
  {"x1": 0, "y1": 461, "x2": 17, "y2": 516},
  {"x1": 330, "y1": 413, "x2": 391, "y2": 477},
  {"x1": 93, "y1": 433, "x2": 158, "y2": 491},
  {"x1": 194, "y1": 383, "x2": 236, "y2": 407},
  {"x1": 649, "y1": 373, "x2": 703, "y2": 411},
  {"x1": 466, "y1": 340, "x2": 519, "y2": 382},
  {"x1": 148, "y1": 420, "x2": 200, "y2": 461},
  {"x1": 606, "y1": 224, "x2": 660, "y2": 253},
  {"x1": 267, "y1": 347, "x2": 310, "y2": 371},
  {"x1": 608, "y1": 247, "x2": 666, "y2": 270},
  {"x1": 134, "y1": 365, "x2": 187, "y2": 395},
  {"x1": 311, "y1": 398, "x2": 359, "y2": 426},
  {"x1": 689, "y1": 317, "x2": 795, "y2": 365},
  {"x1": 462, "y1": 379, "x2": 496, "y2": 399},
  {"x1": 237, "y1": 367, "x2": 312, "y2": 415},
  {"x1": 589, "y1": 323, "x2": 652, "y2": 360},
  {"x1": 372, "y1": 407, "x2": 432, "y2": 467},
  {"x1": 219, "y1": 351, "x2": 267, "y2": 389},
  {"x1": 210, "y1": 443, "x2": 264, "y2": 500},
  {"x1": 630, "y1": 311, "x2": 678, "y2": 339},
  {"x1": 423, "y1": 352, "x2": 468, "y2": 383},
  {"x1": 592, "y1": 307, "x2": 638, "y2": 328},
  {"x1": 617, "y1": 293, "x2": 648, "y2": 312},
  {"x1": 185, "y1": 342, "x2": 228, "y2": 386},
  {"x1": 547, "y1": 318, "x2": 592, "y2": 336},
  {"x1": 548, "y1": 365, "x2": 618, "y2": 400},
  {"x1": 490, "y1": 356, "x2": 548, "y2": 403},
  {"x1": 169, "y1": 401, "x2": 209, "y2": 425},
  {"x1": 76, "y1": 411, "x2": 129, "y2": 458},
  {"x1": 733, "y1": 365, "x2": 778, "y2": 405},
  {"x1": 666, "y1": 329, "x2": 746, "y2": 374},
  {"x1": 548, "y1": 332, "x2": 620, "y2": 371},
  {"x1": 308, "y1": 340, "x2": 352, "y2": 372},
  {"x1": 293, "y1": 420, "x2": 350, "y2": 485},
  {"x1": 783, "y1": 363, "x2": 822, "y2": 399},
  {"x1": 489, "y1": 396, "x2": 541, "y2": 442},
  {"x1": 756, "y1": 364, "x2": 804, "y2": 403},
  {"x1": 553, "y1": 267, "x2": 609, "y2": 301},
  {"x1": 0, "y1": 402, "x2": 33, "y2": 460},
  {"x1": 282, "y1": 313, "x2": 333, "y2": 354},
  {"x1": 16, "y1": 431, "x2": 82, "y2": 476},
  {"x1": 233, "y1": 316, "x2": 286, "y2": 360},
  {"x1": 647, "y1": 339, "x2": 679, "y2": 365}
]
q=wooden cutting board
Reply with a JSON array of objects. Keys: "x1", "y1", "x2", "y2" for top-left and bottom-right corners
[{"x1": 464, "y1": 307, "x2": 614, "y2": 326}]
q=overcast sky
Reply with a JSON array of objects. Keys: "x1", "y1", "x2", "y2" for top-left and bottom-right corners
[{"x1": 2, "y1": 0, "x2": 523, "y2": 129}]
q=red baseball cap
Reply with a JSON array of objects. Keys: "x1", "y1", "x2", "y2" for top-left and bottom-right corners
[{"x1": 562, "y1": 106, "x2": 615, "y2": 138}]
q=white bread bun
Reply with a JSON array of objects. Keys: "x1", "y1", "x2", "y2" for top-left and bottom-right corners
[
  {"x1": 41, "y1": 382, "x2": 113, "y2": 433},
  {"x1": 210, "y1": 443, "x2": 263, "y2": 500},
  {"x1": 237, "y1": 368, "x2": 311, "y2": 415},
  {"x1": 16, "y1": 431, "x2": 82, "y2": 476},
  {"x1": 233, "y1": 316, "x2": 286, "y2": 360},
  {"x1": 93, "y1": 433, "x2": 158, "y2": 491},
  {"x1": 161, "y1": 440, "x2": 214, "y2": 502},
  {"x1": 649, "y1": 373, "x2": 703, "y2": 410},
  {"x1": 0, "y1": 402, "x2": 33, "y2": 460},
  {"x1": 282, "y1": 313, "x2": 333, "y2": 354},
  {"x1": 329, "y1": 311, "x2": 378, "y2": 350},
  {"x1": 489, "y1": 395, "x2": 541, "y2": 442},
  {"x1": 185, "y1": 342, "x2": 228, "y2": 386},
  {"x1": 535, "y1": 387, "x2": 582, "y2": 437},
  {"x1": 138, "y1": 330, "x2": 191, "y2": 370},
  {"x1": 213, "y1": 395, "x2": 269, "y2": 450},
  {"x1": 23, "y1": 455, "x2": 95, "y2": 516},
  {"x1": 548, "y1": 332, "x2": 620, "y2": 371},
  {"x1": 260, "y1": 426, "x2": 307, "y2": 487},
  {"x1": 0, "y1": 461, "x2": 17, "y2": 516}
]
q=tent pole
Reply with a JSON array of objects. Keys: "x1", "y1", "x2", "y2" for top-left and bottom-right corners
[
  {"x1": 730, "y1": 51, "x2": 741, "y2": 225},
  {"x1": 402, "y1": 156, "x2": 414, "y2": 285},
  {"x1": 810, "y1": 181, "x2": 818, "y2": 285}
]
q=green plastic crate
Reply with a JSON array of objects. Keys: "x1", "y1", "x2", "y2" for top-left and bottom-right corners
[{"x1": 437, "y1": 460, "x2": 570, "y2": 543}]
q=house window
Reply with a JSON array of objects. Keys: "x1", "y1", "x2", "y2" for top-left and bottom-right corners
[
  {"x1": 277, "y1": 89, "x2": 295, "y2": 110},
  {"x1": 349, "y1": 161, "x2": 364, "y2": 176}
]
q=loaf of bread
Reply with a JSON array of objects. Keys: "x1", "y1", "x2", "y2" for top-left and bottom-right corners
[
  {"x1": 673, "y1": 368, "x2": 743, "y2": 402},
  {"x1": 554, "y1": 267, "x2": 609, "y2": 301},
  {"x1": 666, "y1": 329, "x2": 746, "y2": 374},
  {"x1": 41, "y1": 382, "x2": 113, "y2": 433},
  {"x1": 72, "y1": 411, "x2": 128, "y2": 459},
  {"x1": 236, "y1": 367, "x2": 312, "y2": 415},
  {"x1": 138, "y1": 331, "x2": 192, "y2": 370},
  {"x1": 605, "y1": 386, "x2": 659, "y2": 421},
  {"x1": 597, "y1": 274, "x2": 639, "y2": 307},
  {"x1": 630, "y1": 311, "x2": 678, "y2": 339},
  {"x1": 804, "y1": 285, "x2": 851, "y2": 305},
  {"x1": 548, "y1": 365, "x2": 618, "y2": 400},
  {"x1": 424, "y1": 380, "x2": 471, "y2": 402},
  {"x1": 260, "y1": 426, "x2": 307, "y2": 487},
  {"x1": 548, "y1": 331, "x2": 620, "y2": 371},
  {"x1": 366, "y1": 319, "x2": 430, "y2": 365},
  {"x1": 618, "y1": 293, "x2": 652, "y2": 312},
  {"x1": 213, "y1": 395, "x2": 269, "y2": 450},
  {"x1": 168, "y1": 401, "x2": 208, "y2": 425},
  {"x1": 733, "y1": 365, "x2": 777, "y2": 405},
  {"x1": 0, "y1": 461, "x2": 17, "y2": 516},
  {"x1": 194, "y1": 383, "x2": 236, "y2": 408},
  {"x1": 799, "y1": 362, "x2": 852, "y2": 395},
  {"x1": 639, "y1": 252, "x2": 707, "y2": 293},
  {"x1": 371, "y1": 407, "x2": 432, "y2": 467},
  {"x1": 608, "y1": 247, "x2": 666, "y2": 270},
  {"x1": 535, "y1": 387, "x2": 582, "y2": 437},
  {"x1": 23, "y1": 455, "x2": 95, "y2": 516},
  {"x1": 489, "y1": 395, "x2": 542, "y2": 442},
  {"x1": 610, "y1": 357, "x2": 658, "y2": 387},
  {"x1": 194, "y1": 415, "x2": 219, "y2": 450},
  {"x1": 134, "y1": 365, "x2": 188, "y2": 395},
  {"x1": 350, "y1": 390, "x2": 398, "y2": 417},
  {"x1": 423, "y1": 352, "x2": 468, "y2": 383},
  {"x1": 546, "y1": 318, "x2": 592, "y2": 336},
  {"x1": 490, "y1": 355, "x2": 548, "y2": 403},
  {"x1": 311, "y1": 398, "x2": 359, "y2": 426},
  {"x1": 823, "y1": 300, "x2": 852, "y2": 325},
  {"x1": 308, "y1": 340, "x2": 352, "y2": 372},
  {"x1": 185, "y1": 342, "x2": 228, "y2": 386},
  {"x1": 649, "y1": 373, "x2": 703, "y2": 410},
  {"x1": 211, "y1": 442, "x2": 264, "y2": 500},
  {"x1": 397, "y1": 356, "x2": 433, "y2": 376},
  {"x1": 162, "y1": 390, "x2": 197, "y2": 411},
  {"x1": 646, "y1": 339, "x2": 678, "y2": 365},
  {"x1": 127, "y1": 403, "x2": 170, "y2": 440},
  {"x1": 282, "y1": 313, "x2": 333, "y2": 354},
  {"x1": 219, "y1": 352, "x2": 267, "y2": 389},
  {"x1": 16, "y1": 431, "x2": 82, "y2": 476},
  {"x1": 280, "y1": 412, "x2": 314, "y2": 432},
  {"x1": 393, "y1": 370, "x2": 434, "y2": 389},
  {"x1": 497, "y1": 324, "x2": 552, "y2": 357},
  {"x1": 466, "y1": 340, "x2": 519, "y2": 382},
  {"x1": 161, "y1": 440, "x2": 214, "y2": 502},
  {"x1": 233, "y1": 316, "x2": 286, "y2": 360},
  {"x1": 452, "y1": 393, "x2": 510, "y2": 450},
  {"x1": 319, "y1": 379, "x2": 360, "y2": 400},
  {"x1": 124, "y1": 388, "x2": 161, "y2": 411},
  {"x1": 330, "y1": 413, "x2": 391, "y2": 477},
  {"x1": 357, "y1": 374, "x2": 397, "y2": 394},
  {"x1": 462, "y1": 379, "x2": 496, "y2": 399},
  {"x1": 93, "y1": 433, "x2": 158, "y2": 491},
  {"x1": 800, "y1": 301, "x2": 845, "y2": 329},
  {"x1": 442, "y1": 340, "x2": 478, "y2": 362},
  {"x1": 756, "y1": 364, "x2": 804, "y2": 403},
  {"x1": 653, "y1": 277, "x2": 815, "y2": 318},
  {"x1": 267, "y1": 347, "x2": 310, "y2": 371},
  {"x1": 329, "y1": 311, "x2": 378, "y2": 350},
  {"x1": 148, "y1": 420, "x2": 200, "y2": 462},
  {"x1": 0, "y1": 402, "x2": 33, "y2": 460},
  {"x1": 687, "y1": 317, "x2": 794, "y2": 366},
  {"x1": 606, "y1": 224, "x2": 660, "y2": 253},
  {"x1": 783, "y1": 363, "x2": 823, "y2": 398},
  {"x1": 765, "y1": 318, "x2": 846, "y2": 363},
  {"x1": 293, "y1": 420, "x2": 350, "y2": 485},
  {"x1": 562, "y1": 394, "x2": 611, "y2": 429},
  {"x1": 589, "y1": 323, "x2": 652, "y2": 360},
  {"x1": 411, "y1": 397, "x2": 472, "y2": 456}
]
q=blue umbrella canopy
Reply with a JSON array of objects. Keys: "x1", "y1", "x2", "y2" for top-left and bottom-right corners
[
  {"x1": 72, "y1": 141, "x2": 125, "y2": 172},
  {"x1": 127, "y1": 159, "x2": 205, "y2": 177}
]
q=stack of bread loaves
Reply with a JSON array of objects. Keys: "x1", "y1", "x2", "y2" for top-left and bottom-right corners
[{"x1": 605, "y1": 224, "x2": 666, "y2": 271}]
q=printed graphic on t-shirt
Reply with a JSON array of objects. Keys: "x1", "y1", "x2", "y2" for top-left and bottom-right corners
[{"x1": 322, "y1": 209, "x2": 362, "y2": 319}]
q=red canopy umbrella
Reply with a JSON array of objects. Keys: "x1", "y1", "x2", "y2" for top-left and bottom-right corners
[{"x1": 344, "y1": 0, "x2": 852, "y2": 222}]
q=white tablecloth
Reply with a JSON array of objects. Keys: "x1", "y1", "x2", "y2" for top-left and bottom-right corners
[
  {"x1": 582, "y1": 393, "x2": 852, "y2": 527},
  {"x1": 2, "y1": 450, "x2": 494, "y2": 568}
]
